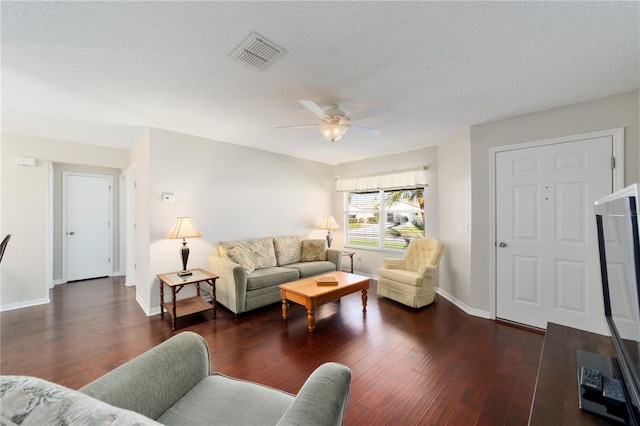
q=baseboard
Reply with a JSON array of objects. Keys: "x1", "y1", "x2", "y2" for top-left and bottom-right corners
[
  {"x1": 0, "y1": 297, "x2": 50, "y2": 312},
  {"x1": 135, "y1": 295, "x2": 153, "y2": 316},
  {"x1": 435, "y1": 287, "x2": 491, "y2": 319}
]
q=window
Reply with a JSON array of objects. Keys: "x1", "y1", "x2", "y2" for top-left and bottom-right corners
[{"x1": 345, "y1": 187, "x2": 424, "y2": 250}]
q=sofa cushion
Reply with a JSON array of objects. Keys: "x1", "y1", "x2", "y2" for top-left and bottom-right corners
[
  {"x1": 0, "y1": 376, "x2": 161, "y2": 426},
  {"x1": 378, "y1": 267, "x2": 423, "y2": 286},
  {"x1": 226, "y1": 247, "x2": 255, "y2": 274},
  {"x1": 219, "y1": 238, "x2": 277, "y2": 270},
  {"x1": 300, "y1": 239, "x2": 327, "y2": 262},
  {"x1": 247, "y1": 238, "x2": 278, "y2": 269},
  {"x1": 286, "y1": 261, "x2": 337, "y2": 278},
  {"x1": 273, "y1": 235, "x2": 303, "y2": 266},
  {"x1": 157, "y1": 373, "x2": 294, "y2": 426},
  {"x1": 246, "y1": 267, "x2": 299, "y2": 291},
  {"x1": 218, "y1": 240, "x2": 251, "y2": 258}
]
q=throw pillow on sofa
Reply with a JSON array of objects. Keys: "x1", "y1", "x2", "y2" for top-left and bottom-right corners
[
  {"x1": 273, "y1": 235, "x2": 303, "y2": 266},
  {"x1": 226, "y1": 247, "x2": 256, "y2": 274},
  {"x1": 300, "y1": 239, "x2": 327, "y2": 262},
  {"x1": 248, "y1": 238, "x2": 278, "y2": 269}
]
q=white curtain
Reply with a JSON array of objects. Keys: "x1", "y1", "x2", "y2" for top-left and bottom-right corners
[{"x1": 336, "y1": 167, "x2": 428, "y2": 192}]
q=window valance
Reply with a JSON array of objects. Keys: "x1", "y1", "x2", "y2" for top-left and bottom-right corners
[{"x1": 336, "y1": 166, "x2": 428, "y2": 192}]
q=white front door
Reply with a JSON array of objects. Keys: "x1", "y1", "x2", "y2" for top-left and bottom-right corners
[
  {"x1": 495, "y1": 136, "x2": 613, "y2": 334},
  {"x1": 64, "y1": 173, "x2": 112, "y2": 282}
]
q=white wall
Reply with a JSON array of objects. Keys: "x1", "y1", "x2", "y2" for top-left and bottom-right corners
[
  {"x1": 335, "y1": 147, "x2": 439, "y2": 276},
  {"x1": 129, "y1": 129, "x2": 152, "y2": 312},
  {"x1": 437, "y1": 129, "x2": 474, "y2": 313},
  {"x1": 136, "y1": 128, "x2": 336, "y2": 314},
  {"x1": 469, "y1": 89, "x2": 640, "y2": 313},
  {"x1": 0, "y1": 133, "x2": 129, "y2": 310}
]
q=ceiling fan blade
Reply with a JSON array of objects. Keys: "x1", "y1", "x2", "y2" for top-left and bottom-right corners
[
  {"x1": 299, "y1": 100, "x2": 329, "y2": 119},
  {"x1": 275, "y1": 124, "x2": 320, "y2": 129},
  {"x1": 349, "y1": 125, "x2": 381, "y2": 137},
  {"x1": 347, "y1": 104, "x2": 390, "y2": 122}
]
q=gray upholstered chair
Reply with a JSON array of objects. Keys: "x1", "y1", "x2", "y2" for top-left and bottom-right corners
[
  {"x1": 1, "y1": 332, "x2": 352, "y2": 425},
  {"x1": 377, "y1": 238, "x2": 444, "y2": 308}
]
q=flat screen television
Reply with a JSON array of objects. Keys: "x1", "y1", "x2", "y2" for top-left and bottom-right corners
[{"x1": 579, "y1": 184, "x2": 640, "y2": 424}]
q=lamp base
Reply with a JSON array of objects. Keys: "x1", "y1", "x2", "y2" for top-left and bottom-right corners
[{"x1": 177, "y1": 270, "x2": 193, "y2": 277}]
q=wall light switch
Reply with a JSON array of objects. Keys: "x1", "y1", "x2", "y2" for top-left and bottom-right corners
[{"x1": 162, "y1": 192, "x2": 175, "y2": 203}]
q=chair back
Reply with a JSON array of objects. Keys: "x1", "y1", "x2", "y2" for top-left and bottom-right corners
[
  {"x1": 0, "y1": 234, "x2": 10, "y2": 264},
  {"x1": 404, "y1": 238, "x2": 444, "y2": 272}
]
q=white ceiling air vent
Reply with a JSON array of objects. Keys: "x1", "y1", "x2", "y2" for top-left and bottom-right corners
[{"x1": 230, "y1": 32, "x2": 286, "y2": 71}]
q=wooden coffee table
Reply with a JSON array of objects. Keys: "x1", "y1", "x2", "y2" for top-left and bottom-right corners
[{"x1": 279, "y1": 271, "x2": 369, "y2": 332}]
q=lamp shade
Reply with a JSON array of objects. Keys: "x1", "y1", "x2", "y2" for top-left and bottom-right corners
[
  {"x1": 165, "y1": 217, "x2": 202, "y2": 240},
  {"x1": 318, "y1": 215, "x2": 340, "y2": 231}
]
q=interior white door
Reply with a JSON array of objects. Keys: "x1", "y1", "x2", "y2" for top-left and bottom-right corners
[
  {"x1": 65, "y1": 173, "x2": 112, "y2": 281},
  {"x1": 495, "y1": 136, "x2": 612, "y2": 334}
]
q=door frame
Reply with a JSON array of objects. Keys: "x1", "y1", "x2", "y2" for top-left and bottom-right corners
[
  {"x1": 488, "y1": 128, "x2": 625, "y2": 320},
  {"x1": 61, "y1": 171, "x2": 114, "y2": 283}
]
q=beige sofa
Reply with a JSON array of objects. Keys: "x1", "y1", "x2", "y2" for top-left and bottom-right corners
[{"x1": 208, "y1": 236, "x2": 342, "y2": 314}]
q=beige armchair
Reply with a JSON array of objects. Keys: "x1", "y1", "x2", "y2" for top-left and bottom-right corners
[{"x1": 377, "y1": 238, "x2": 444, "y2": 308}]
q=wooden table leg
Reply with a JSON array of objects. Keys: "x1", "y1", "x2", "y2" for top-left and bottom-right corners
[
  {"x1": 159, "y1": 280, "x2": 165, "y2": 318},
  {"x1": 307, "y1": 309, "x2": 316, "y2": 332},
  {"x1": 362, "y1": 288, "x2": 368, "y2": 312},
  {"x1": 211, "y1": 278, "x2": 217, "y2": 319},
  {"x1": 171, "y1": 286, "x2": 177, "y2": 330},
  {"x1": 281, "y1": 299, "x2": 289, "y2": 319}
]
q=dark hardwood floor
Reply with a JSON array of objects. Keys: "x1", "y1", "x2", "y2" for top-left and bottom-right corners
[{"x1": 0, "y1": 276, "x2": 544, "y2": 425}]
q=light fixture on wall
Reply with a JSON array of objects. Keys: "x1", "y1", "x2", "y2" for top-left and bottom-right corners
[
  {"x1": 165, "y1": 217, "x2": 202, "y2": 277},
  {"x1": 318, "y1": 215, "x2": 340, "y2": 248},
  {"x1": 320, "y1": 122, "x2": 348, "y2": 142}
]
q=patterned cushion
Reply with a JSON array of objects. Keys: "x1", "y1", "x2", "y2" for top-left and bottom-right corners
[
  {"x1": 218, "y1": 240, "x2": 251, "y2": 258},
  {"x1": 273, "y1": 236, "x2": 303, "y2": 266},
  {"x1": 0, "y1": 376, "x2": 161, "y2": 426},
  {"x1": 218, "y1": 239, "x2": 277, "y2": 270},
  {"x1": 246, "y1": 238, "x2": 277, "y2": 269},
  {"x1": 300, "y1": 239, "x2": 327, "y2": 262},
  {"x1": 226, "y1": 247, "x2": 256, "y2": 274}
]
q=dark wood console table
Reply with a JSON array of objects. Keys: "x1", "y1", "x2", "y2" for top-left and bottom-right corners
[{"x1": 529, "y1": 322, "x2": 618, "y2": 425}]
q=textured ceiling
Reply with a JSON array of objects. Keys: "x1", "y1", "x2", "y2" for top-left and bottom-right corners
[{"x1": 2, "y1": 1, "x2": 639, "y2": 165}]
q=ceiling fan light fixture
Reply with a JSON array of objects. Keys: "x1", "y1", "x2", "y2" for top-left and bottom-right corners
[{"x1": 321, "y1": 123, "x2": 348, "y2": 142}]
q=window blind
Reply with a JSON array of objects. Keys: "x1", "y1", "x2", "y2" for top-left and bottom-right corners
[{"x1": 336, "y1": 167, "x2": 428, "y2": 192}]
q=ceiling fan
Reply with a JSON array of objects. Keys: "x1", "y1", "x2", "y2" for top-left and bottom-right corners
[{"x1": 277, "y1": 100, "x2": 390, "y2": 142}]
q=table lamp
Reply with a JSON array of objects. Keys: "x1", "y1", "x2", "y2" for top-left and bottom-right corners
[
  {"x1": 318, "y1": 215, "x2": 340, "y2": 248},
  {"x1": 166, "y1": 217, "x2": 202, "y2": 277}
]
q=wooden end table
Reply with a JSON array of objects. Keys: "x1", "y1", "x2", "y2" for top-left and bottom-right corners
[
  {"x1": 157, "y1": 268, "x2": 218, "y2": 330},
  {"x1": 342, "y1": 251, "x2": 355, "y2": 273},
  {"x1": 279, "y1": 271, "x2": 369, "y2": 332}
]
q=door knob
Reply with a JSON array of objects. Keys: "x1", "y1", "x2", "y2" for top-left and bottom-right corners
[
  {"x1": 68, "y1": 231, "x2": 75, "y2": 236},
  {"x1": 498, "y1": 241, "x2": 507, "y2": 248}
]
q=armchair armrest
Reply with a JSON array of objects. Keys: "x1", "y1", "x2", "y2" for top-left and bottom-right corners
[
  {"x1": 418, "y1": 265, "x2": 438, "y2": 278},
  {"x1": 276, "y1": 362, "x2": 352, "y2": 426},
  {"x1": 381, "y1": 258, "x2": 406, "y2": 269},
  {"x1": 79, "y1": 332, "x2": 210, "y2": 420},
  {"x1": 207, "y1": 255, "x2": 247, "y2": 314},
  {"x1": 326, "y1": 248, "x2": 343, "y2": 271}
]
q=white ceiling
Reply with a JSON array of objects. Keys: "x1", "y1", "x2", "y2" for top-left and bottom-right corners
[{"x1": 2, "y1": 1, "x2": 639, "y2": 165}]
